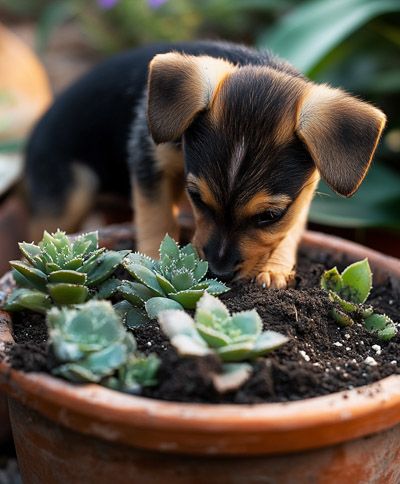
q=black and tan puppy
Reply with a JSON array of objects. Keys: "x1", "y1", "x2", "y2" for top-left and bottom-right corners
[{"x1": 26, "y1": 41, "x2": 386, "y2": 288}]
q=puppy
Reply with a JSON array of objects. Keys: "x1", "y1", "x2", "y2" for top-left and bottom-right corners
[{"x1": 25, "y1": 41, "x2": 386, "y2": 288}]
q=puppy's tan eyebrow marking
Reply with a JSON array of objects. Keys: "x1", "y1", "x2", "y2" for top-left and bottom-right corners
[
  {"x1": 186, "y1": 173, "x2": 219, "y2": 212},
  {"x1": 238, "y1": 191, "x2": 291, "y2": 219}
]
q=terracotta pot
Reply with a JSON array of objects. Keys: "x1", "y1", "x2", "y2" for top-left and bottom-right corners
[{"x1": 1, "y1": 228, "x2": 400, "y2": 484}]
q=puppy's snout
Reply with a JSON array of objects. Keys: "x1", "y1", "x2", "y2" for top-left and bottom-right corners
[{"x1": 203, "y1": 240, "x2": 241, "y2": 281}]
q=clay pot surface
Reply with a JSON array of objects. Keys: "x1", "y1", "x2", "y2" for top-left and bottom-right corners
[{"x1": 1, "y1": 228, "x2": 400, "y2": 483}]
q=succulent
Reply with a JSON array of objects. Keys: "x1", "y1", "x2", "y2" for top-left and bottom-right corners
[
  {"x1": 48, "y1": 300, "x2": 159, "y2": 391},
  {"x1": 158, "y1": 293, "x2": 288, "y2": 392},
  {"x1": 4, "y1": 230, "x2": 129, "y2": 313},
  {"x1": 116, "y1": 235, "x2": 229, "y2": 327},
  {"x1": 321, "y1": 259, "x2": 397, "y2": 341}
]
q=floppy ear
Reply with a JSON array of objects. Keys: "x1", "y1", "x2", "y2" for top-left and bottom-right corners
[
  {"x1": 296, "y1": 84, "x2": 386, "y2": 197},
  {"x1": 147, "y1": 53, "x2": 236, "y2": 144}
]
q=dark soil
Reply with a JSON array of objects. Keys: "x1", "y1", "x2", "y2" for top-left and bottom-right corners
[{"x1": 4, "y1": 247, "x2": 400, "y2": 404}]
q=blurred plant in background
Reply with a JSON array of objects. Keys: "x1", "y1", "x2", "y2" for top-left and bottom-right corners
[{"x1": 1, "y1": 0, "x2": 399, "y2": 234}]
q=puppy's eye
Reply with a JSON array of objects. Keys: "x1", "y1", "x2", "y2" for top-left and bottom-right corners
[
  {"x1": 253, "y1": 209, "x2": 285, "y2": 228},
  {"x1": 188, "y1": 190, "x2": 215, "y2": 218}
]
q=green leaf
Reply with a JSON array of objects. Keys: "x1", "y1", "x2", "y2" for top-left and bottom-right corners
[
  {"x1": 330, "y1": 308, "x2": 355, "y2": 327},
  {"x1": 48, "y1": 270, "x2": 87, "y2": 285},
  {"x1": 377, "y1": 325, "x2": 398, "y2": 341},
  {"x1": 126, "y1": 307, "x2": 151, "y2": 328},
  {"x1": 309, "y1": 164, "x2": 400, "y2": 230},
  {"x1": 123, "y1": 252, "x2": 155, "y2": 270},
  {"x1": 212, "y1": 363, "x2": 252, "y2": 394},
  {"x1": 195, "y1": 292, "x2": 230, "y2": 321},
  {"x1": 259, "y1": 0, "x2": 400, "y2": 73},
  {"x1": 118, "y1": 280, "x2": 156, "y2": 306},
  {"x1": 341, "y1": 259, "x2": 372, "y2": 304},
  {"x1": 253, "y1": 331, "x2": 289, "y2": 356},
  {"x1": 321, "y1": 267, "x2": 343, "y2": 293},
  {"x1": 53, "y1": 363, "x2": 101, "y2": 383},
  {"x1": 169, "y1": 289, "x2": 205, "y2": 309},
  {"x1": 159, "y1": 234, "x2": 180, "y2": 261},
  {"x1": 230, "y1": 310, "x2": 262, "y2": 337},
  {"x1": 365, "y1": 313, "x2": 391, "y2": 331},
  {"x1": 193, "y1": 260, "x2": 208, "y2": 281},
  {"x1": 73, "y1": 231, "x2": 98, "y2": 255},
  {"x1": 145, "y1": 297, "x2": 183, "y2": 319},
  {"x1": 10, "y1": 261, "x2": 47, "y2": 291},
  {"x1": 329, "y1": 291, "x2": 359, "y2": 313},
  {"x1": 82, "y1": 342, "x2": 127, "y2": 376},
  {"x1": 170, "y1": 270, "x2": 196, "y2": 291},
  {"x1": 180, "y1": 243, "x2": 197, "y2": 258},
  {"x1": 86, "y1": 250, "x2": 130, "y2": 286},
  {"x1": 125, "y1": 263, "x2": 165, "y2": 296},
  {"x1": 216, "y1": 341, "x2": 254, "y2": 362},
  {"x1": 203, "y1": 278, "x2": 230, "y2": 295},
  {"x1": 96, "y1": 278, "x2": 121, "y2": 299},
  {"x1": 197, "y1": 324, "x2": 231, "y2": 348},
  {"x1": 4, "y1": 288, "x2": 51, "y2": 314},
  {"x1": 156, "y1": 273, "x2": 176, "y2": 293},
  {"x1": 18, "y1": 242, "x2": 41, "y2": 265},
  {"x1": 47, "y1": 283, "x2": 89, "y2": 305}
]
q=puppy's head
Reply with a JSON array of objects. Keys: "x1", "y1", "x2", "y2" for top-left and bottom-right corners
[{"x1": 147, "y1": 52, "x2": 386, "y2": 280}]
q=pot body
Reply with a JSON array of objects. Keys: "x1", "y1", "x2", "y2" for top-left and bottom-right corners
[
  {"x1": 2, "y1": 228, "x2": 400, "y2": 484},
  {"x1": 9, "y1": 397, "x2": 400, "y2": 484},
  {"x1": 0, "y1": 393, "x2": 11, "y2": 443}
]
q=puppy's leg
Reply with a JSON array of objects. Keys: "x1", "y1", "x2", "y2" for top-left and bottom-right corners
[
  {"x1": 256, "y1": 175, "x2": 319, "y2": 289},
  {"x1": 133, "y1": 144, "x2": 184, "y2": 258}
]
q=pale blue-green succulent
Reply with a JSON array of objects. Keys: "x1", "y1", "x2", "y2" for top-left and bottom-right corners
[
  {"x1": 48, "y1": 300, "x2": 159, "y2": 391},
  {"x1": 321, "y1": 259, "x2": 397, "y2": 341},
  {"x1": 158, "y1": 293, "x2": 288, "y2": 392},
  {"x1": 4, "y1": 230, "x2": 129, "y2": 313},
  {"x1": 115, "y1": 235, "x2": 229, "y2": 327}
]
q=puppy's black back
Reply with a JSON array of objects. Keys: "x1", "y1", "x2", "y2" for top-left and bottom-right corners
[{"x1": 26, "y1": 41, "x2": 298, "y2": 217}]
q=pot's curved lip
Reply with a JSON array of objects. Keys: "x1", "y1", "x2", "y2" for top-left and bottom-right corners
[{"x1": 1, "y1": 230, "x2": 400, "y2": 456}]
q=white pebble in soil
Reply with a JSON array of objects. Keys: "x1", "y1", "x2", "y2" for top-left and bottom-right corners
[
  {"x1": 333, "y1": 342, "x2": 343, "y2": 347},
  {"x1": 299, "y1": 350, "x2": 310, "y2": 362},
  {"x1": 344, "y1": 333, "x2": 351, "y2": 339},
  {"x1": 371, "y1": 344, "x2": 382, "y2": 356},
  {"x1": 390, "y1": 360, "x2": 397, "y2": 365},
  {"x1": 364, "y1": 356, "x2": 378, "y2": 367}
]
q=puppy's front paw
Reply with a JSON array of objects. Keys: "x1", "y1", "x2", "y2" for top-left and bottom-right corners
[{"x1": 256, "y1": 269, "x2": 295, "y2": 289}]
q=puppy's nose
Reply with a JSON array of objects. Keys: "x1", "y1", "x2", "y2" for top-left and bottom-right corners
[{"x1": 203, "y1": 243, "x2": 241, "y2": 281}]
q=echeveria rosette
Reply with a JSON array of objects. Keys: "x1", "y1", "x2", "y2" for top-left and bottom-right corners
[
  {"x1": 158, "y1": 293, "x2": 288, "y2": 393},
  {"x1": 117, "y1": 235, "x2": 229, "y2": 326},
  {"x1": 321, "y1": 259, "x2": 397, "y2": 341},
  {"x1": 4, "y1": 230, "x2": 129, "y2": 313},
  {"x1": 49, "y1": 300, "x2": 160, "y2": 391}
]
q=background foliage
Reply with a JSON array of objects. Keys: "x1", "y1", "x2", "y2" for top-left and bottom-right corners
[{"x1": 1, "y1": 0, "x2": 399, "y2": 230}]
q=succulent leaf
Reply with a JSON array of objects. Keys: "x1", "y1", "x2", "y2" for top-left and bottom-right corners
[
  {"x1": 145, "y1": 297, "x2": 183, "y2": 319},
  {"x1": 47, "y1": 283, "x2": 89, "y2": 305},
  {"x1": 321, "y1": 267, "x2": 342, "y2": 293},
  {"x1": 118, "y1": 280, "x2": 156, "y2": 306},
  {"x1": 365, "y1": 313, "x2": 398, "y2": 341},
  {"x1": 10, "y1": 261, "x2": 47, "y2": 291},
  {"x1": 212, "y1": 363, "x2": 252, "y2": 394},
  {"x1": 202, "y1": 278, "x2": 229, "y2": 295},
  {"x1": 86, "y1": 250, "x2": 130, "y2": 286},
  {"x1": 48, "y1": 270, "x2": 87, "y2": 285},
  {"x1": 3, "y1": 288, "x2": 51, "y2": 314},
  {"x1": 96, "y1": 278, "x2": 121, "y2": 299},
  {"x1": 158, "y1": 294, "x2": 288, "y2": 363},
  {"x1": 341, "y1": 259, "x2": 372, "y2": 304},
  {"x1": 330, "y1": 308, "x2": 355, "y2": 327},
  {"x1": 159, "y1": 234, "x2": 180, "y2": 261},
  {"x1": 169, "y1": 289, "x2": 205, "y2": 308}
]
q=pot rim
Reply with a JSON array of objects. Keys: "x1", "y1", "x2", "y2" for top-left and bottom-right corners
[{"x1": 1, "y1": 229, "x2": 400, "y2": 456}]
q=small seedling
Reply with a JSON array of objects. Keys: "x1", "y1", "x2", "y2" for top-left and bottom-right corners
[
  {"x1": 48, "y1": 300, "x2": 159, "y2": 391},
  {"x1": 116, "y1": 235, "x2": 229, "y2": 327},
  {"x1": 321, "y1": 259, "x2": 397, "y2": 341},
  {"x1": 158, "y1": 292, "x2": 288, "y2": 392},
  {"x1": 4, "y1": 230, "x2": 129, "y2": 313}
]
